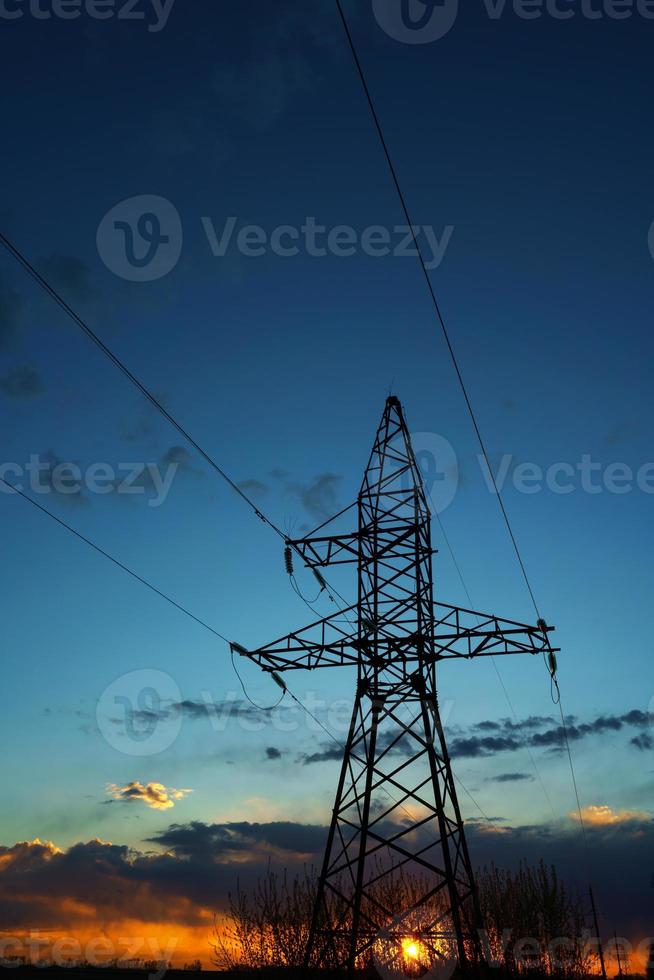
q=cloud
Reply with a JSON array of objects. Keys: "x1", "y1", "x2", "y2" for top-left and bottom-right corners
[
  {"x1": 571, "y1": 805, "x2": 652, "y2": 828},
  {"x1": 238, "y1": 478, "x2": 269, "y2": 497},
  {"x1": 106, "y1": 446, "x2": 203, "y2": 505},
  {"x1": 38, "y1": 254, "x2": 95, "y2": 303},
  {"x1": 0, "y1": 365, "x2": 45, "y2": 399},
  {"x1": 120, "y1": 411, "x2": 156, "y2": 444},
  {"x1": 302, "y1": 744, "x2": 343, "y2": 765},
  {"x1": 302, "y1": 729, "x2": 411, "y2": 766},
  {"x1": 449, "y1": 709, "x2": 653, "y2": 759},
  {"x1": 106, "y1": 782, "x2": 193, "y2": 811},
  {"x1": 449, "y1": 734, "x2": 523, "y2": 759},
  {"x1": 112, "y1": 697, "x2": 281, "y2": 732},
  {"x1": 287, "y1": 473, "x2": 342, "y2": 522},
  {"x1": 487, "y1": 773, "x2": 535, "y2": 784},
  {"x1": 0, "y1": 814, "x2": 652, "y2": 955},
  {"x1": 210, "y1": 2, "x2": 345, "y2": 131},
  {"x1": 148, "y1": 820, "x2": 326, "y2": 862},
  {"x1": 33, "y1": 450, "x2": 88, "y2": 507},
  {"x1": 265, "y1": 747, "x2": 282, "y2": 760},
  {"x1": 0, "y1": 272, "x2": 23, "y2": 350},
  {"x1": 160, "y1": 445, "x2": 202, "y2": 477},
  {"x1": 299, "y1": 708, "x2": 653, "y2": 766}
]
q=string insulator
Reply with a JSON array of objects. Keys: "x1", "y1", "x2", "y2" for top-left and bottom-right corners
[
  {"x1": 548, "y1": 650, "x2": 558, "y2": 677},
  {"x1": 362, "y1": 617, "x2": 375, "y2": 634},
  {"x1": 537, "y1": 618, "x2": 548, "y2": 633},
  {"x1": 313, "y1": 569, "x2": 327, "y2": 591},
  {"x1": 230, "y1": 641, "x2": 249, "y2": 657},
  {"x1": 284, "y1": 546, "x2": 294, "y2": 576},
  {"x1": 271, "y1": 671, "x2": 287, "y2": 692}
]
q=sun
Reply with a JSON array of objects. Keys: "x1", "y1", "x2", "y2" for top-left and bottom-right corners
[{"x1": 402, "y1": 938, "x2": 421, "y2": 961}]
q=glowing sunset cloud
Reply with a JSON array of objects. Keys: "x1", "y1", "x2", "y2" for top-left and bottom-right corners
[
  {"x1": 571, "y1": 805, "x2": 651, "y2": 827},
  {"x1": 106, "y1": 781, "x2": 193, "y2": 811}
]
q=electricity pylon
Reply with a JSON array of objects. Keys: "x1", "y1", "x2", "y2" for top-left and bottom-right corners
[{"x1": 237, "y1": 397, "x2": 556, "y2": 976}]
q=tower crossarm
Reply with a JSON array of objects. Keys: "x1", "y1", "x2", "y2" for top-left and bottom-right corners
[
  {"x1": 288, "y1": 531, "x2": 360, "y2": 568},
  {"x1": 236, "y1": 605, "x2": 360, "y2": 673},
  {"x1": 289, "y1": 522, "x2": 423, "y2": 569},
  {"x1": 431, "y1": 601, "x2": 557, "y2": 661}
]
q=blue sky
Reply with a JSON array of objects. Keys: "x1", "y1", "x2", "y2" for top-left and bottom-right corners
[{"x1": 0, "y1": 0, "x2": 653, "y2": 960}]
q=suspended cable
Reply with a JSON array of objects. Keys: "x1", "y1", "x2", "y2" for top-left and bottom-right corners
[
  {"x1": 0, "y1": 230, "x2": 350, "y2": 614},
  {"x1": 1, "y1": 478, "x2": 231, "y2": 643},
  {"x1": 557, "y1": 695, "x2": 590, "y2": 855},
  {"x1": 433, "y1": 510, "x2": 557, "y2": 822},
  {"x1": 1, "y1": 477, "x2": 285, "y2": 711},
  {"x1": 231, "y1": 647, "x2": 286, "y2": 712},
  {"x1": 332, "y1": 4, "x2": 596, "y2": 874},
  {"x1": 333, "y1": 0, "x2": 541, "y2": 622},
  {"x1": 2, "y1": 477, "x2": 493, "y2": 829}
]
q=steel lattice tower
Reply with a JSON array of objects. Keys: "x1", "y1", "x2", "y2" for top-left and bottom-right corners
[{"x1": 239, "y1": 398, "x2": 556, "y2": 976}]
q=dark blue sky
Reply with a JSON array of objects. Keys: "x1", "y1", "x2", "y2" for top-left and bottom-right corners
[{"x1": 1, "y1": 0, "x2": 653, "y2": 960}]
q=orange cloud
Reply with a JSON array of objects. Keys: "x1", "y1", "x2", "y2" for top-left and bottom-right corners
[
  {"x1": 570, "y1": 805, "x2": 651, "y2": 826},
  {"x1": 106, "y1": 781, "x2": 192, "y2": 811}
]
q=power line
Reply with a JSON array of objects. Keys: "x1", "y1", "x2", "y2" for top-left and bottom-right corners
[
  {"x1": 433, "y1": 510, "x2": 557, "y2": 822},
  {"x1": 1, "y1": 18, "x2": 582, "y2": 867},
  {"x1": 0, "y1": 475, "x2": 321, "y2": 720},
  {"x1": 333, "y1": 0, "x2": 541, "y2": 622},
  {"x1": 3, "y1": 475, "x2": 472, "y2": 825},
  {"x1": 557, "y1": 695, "x2": 590, "y2": 855},
  {"x1": 332, "y1": 2, "x2": 594, "y2": 885},
  {"x1": 0, "y1": 230, "x2": 350, "y2": 613},
  {"x1": 231, "y1": 647, "x2": 286, "y2": 712},
  {"x1": 1, "y1": 477, "x2": 231, "y2": 643}
]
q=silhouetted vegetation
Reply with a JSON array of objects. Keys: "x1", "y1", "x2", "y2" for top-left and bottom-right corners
[
  {"x1": 477, "y1": 862, "x2": 593, "y2": 977},
  {"x1": 211, "y1": 862, "x2": 606, "y2": 976}
]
